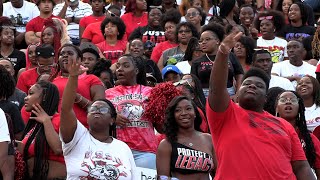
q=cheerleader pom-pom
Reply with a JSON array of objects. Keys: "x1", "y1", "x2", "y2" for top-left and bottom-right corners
[{"x1": 143, "y1": 82, "x2": 182, "y2": 124}]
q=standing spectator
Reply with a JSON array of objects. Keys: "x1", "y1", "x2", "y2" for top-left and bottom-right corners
[
  {"x1": 1, "y1": 0, "x2": 40, "y2": 49},
  {"x1": 25, "y1": 0, "x2": 57, "y2": 45},
  {"x1": 79, "y1": 0, "x2": 106, "y2": 39},
  {"x1": 80, "y1": 42, "x2": 100, "y2": 74},
  {"x1": 91, "y1": 60, "x2": 114, "y2": 89},
  {"x1": 233, "y1": 36, "x2": 255, "y2": 73},
  {"x1": 162, "y1": 65, "x2": 182, "y2": 83},
  {"x1": 0, "y1": 108, "x2": 10, "y2": 180},
  {"x1": 207, "y1": 31, "x2": 315, "y2": 179},
  {"x1": 184, "y1": 7, "x2": 206, "y2": 33},
  {"x1": 271, "y1": 40, "x2": 316, "y2": 87},
  {"x1": 239, "y1": 5, "x2": 258, "y2": 39},
  {"x1": 53, "y1": 0, "x2": 92, "y2": 45},
  {"x1": 0, "y1": 17, "x2": 26, "y2": 77},
  {"x1": 219, "y1": 0, "x2": 239, "y2": 26},
  {"x1": 303, "y1": 17, "x2": 320, "y2": 62},
  {"x1": 121, "y1": 0, "x2": 148, "y2": 37},
  {"x1": 304, "y1": 0, "x2": 320, "y2": 10},
  {"x1": 96, "y1": 16, "x2": 127, "y2": 64},
  {"x1": 17, "y1": 44, "x2": 38, "y2": 78},
  {"x1": 150, "y1": 9, "x2": 181, "y2": 63},
  {"x1": 161, "y1": 0, "x2": 178, "y2": 13},
  {"x1": 81, "y1": 5, "x2": 121, "y2": 44},
  {"x1": 275, "y1": 0, "x2": 293, "y2": 24}
]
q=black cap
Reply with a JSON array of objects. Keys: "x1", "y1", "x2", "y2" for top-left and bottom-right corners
[
  {"x1": 36, "y1": 44, "x2": 55, "y2": 58},
  {"x1": 80, "y1": 42, "x2": 100, "y2": 59}
]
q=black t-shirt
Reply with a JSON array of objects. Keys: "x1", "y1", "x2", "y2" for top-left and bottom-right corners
[
  {"x1": 0, "y1": 49, "x2": 26, "y2": 76},
  {"x1": 8, "y1": 88, "x2": 27, "y2": 110},
  {"x1": 280, "y1": 25, "x2": 316, "y2": 42},
  {"x1": 145, "y1": 59, "x2": 163, "y2": 83},
  {"x1": 0, "y1": 100, "x2": 25, "y2": 135},
  {"x1": 129, "y1": 25, "x2": 166, "y2": 44},
  {"x1": 191, "y1": 53, "x2": 244, "y2": 89},
  {"x1": 302, "y1": 35, "x2": 320, "y2": 60}
]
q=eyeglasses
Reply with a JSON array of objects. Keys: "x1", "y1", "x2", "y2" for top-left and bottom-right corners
[
  {"x1": 173, "y1": 79, "x2": 193, "y2": 88},
  {"x1": 107, "y1": 10, "x2": 118, "y2": 17},
  {"x1": 37, "y1": 62, "x2": 56, "y2": 69},
  {"x1": 186, "y1": 12, "x2": 200, "y2": 18},
  {"x1": 178, "y1": 29, "x2": 191, "y2": 34},
  {"x1": 278, "y1": 97, "x2": 299, "y2": 105},
  {"x1": 199, "y1": 37, "x2": 215, "y2": 44},
  {"x1": 258, "y1": 16, "x2": 273, "y2": 21},
  {"x1": 88, "y1": 106, "x2": 110, "y2": 114}
]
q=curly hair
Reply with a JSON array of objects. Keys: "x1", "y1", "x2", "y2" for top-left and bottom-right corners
[
  {"x1": 201, "y1": 23, "x2": 225, "y2": 42},
  {"x1": 175, "y1": 22, "x2": 200, "y2": 43},
  {"x1": 164, "y1": 96, "x2": 202, "y2": 144},
  {"x1": 242, "y1": 67, "x2": 270, "y2": 92},
  {"x1": 125, "y1": 0, "x2": 138, "y2": 13},
  {"x1": 41, "y1": 19, "x2": 62, "y2": 63},
  {"x1": 237, "y1": 36, "x2": 256, "y2": 65},
  {"x1": 91, "y1": 60, "x2": 115, "y2": 88},
  {"x1": 276, "y1": 91, "x2": 316, "y2": 168},
  {"x1": 253, "y1": 10, "x2": 285, "y2": 33},
  {"x1": 288, "y1": 2, "x2": 308, "y2": 25},
  {"x1": 0, "y1": 65, "x2": 15, "y2": 99},
  {"x1": 311, "y1": 18, "x2": 320, "y2": 59},
  {"x1": 161, "y1": 9, "x2": 182, "y2": 29},
  {"x1": 100, "y1": 16, "x2": 126, "y2": 40},
  {"x1": 264, "y1": 87, "x2": 285, "y2": 115},
  {"x1": 22, "y1": 81, "x2": 60, "y2": 179}
]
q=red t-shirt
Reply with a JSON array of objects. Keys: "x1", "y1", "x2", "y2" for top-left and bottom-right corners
[
  {"x1": 16, "y1": 68, "x2": 38, "y2": 94},
  {"x1": 21, "y1": 106, "x2": 31, "y2": 124},
  {"x1": 26, "y1": 15, "x2": 57, "y2": 32},
  {"x1": 150, "y1": 41, "x2": 178, "y2": 63},
  {"x1": 121, "y1": 12, "x2": 148, "y2": 37},
  {"x1": 316, "y1": 64, "x2": 320, "y2": 73},
  {"x1": 105, "y1": 84, "x2": 157, "y2": 153},
  {"x1": 96, "y1": 40, "x2": 127, "y2": 64},
  {"x1": 79, "y1": 15, "x2": 105, "y2": 29},
  {"x1": 22, "y1": 113, "x2": 64, "y2": 163},
  {"x1": 82, "y1": 22, "x2": 105, "y2": 44},
  {"x1": 309, "y1": 133, "x2": 320, "y2": 168},
  {"x1": 53, "y1": 74, "x2": 103, "y2": 128},
  {"x1": 206, "y1": 100, "x2": 306, "y2": 179}
]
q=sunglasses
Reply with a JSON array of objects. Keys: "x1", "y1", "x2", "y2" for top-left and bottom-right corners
[
  {"x1": 150, "y1": 5, "x2": 162, "y2": 10},
  {"x1": 258, "y1": 16, "x2": 273, "y2": 21},
  {"x1": 1, "y1": 26, "x2": 16, "y2": 30},
  {"x1": 173, "y1": 79, "x2": 193, "y2": 88},
  {"x1": 186, "y1": 12, "x2": 200, "y2": 18},
  {"x1": 107, "y1": 10, "x2": 118, "y2": 17},
  {"x1": 88, "y1": 106, "x2": 110, "y2": 114}
]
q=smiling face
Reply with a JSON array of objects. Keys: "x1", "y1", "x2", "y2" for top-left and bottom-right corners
[
  {"x1": 129, "y1": 39, "x2": 144, "y2": 57},
  {"x1": 296, "y1": 76, "x2": 314, "y2": 99},
  {"x1": 174, "y1": 99, "x2": 196, "y2": 130},
  {"x1": 24, "y1": 84, "x2": 43, "y2": 112},
  {"x1": 239, "y1": 6, "x2": 254, "y2": 27},
  {"x1": 276, "y1": 91, "x2": 299, "y2": 123},
  {"x1": 115, "y1": 56, "x2": 138, "y2": 86},
  {"x1": 148, "y1": 8, "x2": 162, "y2": 27},
  {"x1": 288, "y1": 4, "x2": 301, "y2": 22},
  {"x1": 87, "y1": 101, "x2": 114, "y2": 132}
]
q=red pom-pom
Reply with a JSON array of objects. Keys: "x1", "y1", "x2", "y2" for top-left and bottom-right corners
[{"x1": 143, "y1": 82, "x2": 182, "y2": 125}]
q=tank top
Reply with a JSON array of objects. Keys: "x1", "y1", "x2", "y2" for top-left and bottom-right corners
[{"x1": 170, "y1": 142, "x2": 214, "y2": 174}]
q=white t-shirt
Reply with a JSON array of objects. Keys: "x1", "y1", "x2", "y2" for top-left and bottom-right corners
[
  {"x1": 61, "y1": 121, "x2": 136, "y2": 180},
  {"x1": 305, "y1": 104, "x2": 320, "y2": 132},
  {"x1": 257, "y1": 37, "x2": 288, "y2": 63},
  {"x1": 3, "y1": 1, "x2": 40, "y2": 33},
  {"x1": 271, "y1": 60, "x2": 316, "y2": 87},
  {"x1": 269, "y1": 75, "x2": 295, "y2": 91},
  {"x1": 176, "y1": 61, "x2": 191, "y2": 74},
  {"x1": 0, "y1": 108, "x2": 10, "y2": 142}
]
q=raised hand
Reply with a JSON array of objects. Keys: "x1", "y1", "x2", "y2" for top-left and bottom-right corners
[
  {"x1": 67, "y1": 57, "x2": 88, "y2": 77},
  {"x1": 220, "y1": 31, "x2": 243, "y2": 53},
  {"x1": 30, "y1": 103, "x2": 52, "y2": 124}
]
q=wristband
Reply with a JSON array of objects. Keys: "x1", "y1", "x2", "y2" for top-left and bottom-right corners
[
  {"x1": 218, "y1": 45, "x2": 230, "y2": 55},
  {"x1": 75, "y1": 95, "x2": 82, "y2": 104}
]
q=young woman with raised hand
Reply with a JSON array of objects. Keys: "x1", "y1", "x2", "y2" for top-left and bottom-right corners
[
  {"x1": 60, "y1": 54, "x2": 136, "y2": 179},
  {"x1": 157, "y1": 96, "x2": 216, "y2": 180}
]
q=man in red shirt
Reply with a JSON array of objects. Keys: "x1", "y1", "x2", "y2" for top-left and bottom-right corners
[
  {"x1": 25, "y1": 0, "x2": 56, "y2": 45},
  {"x1": 207, "y1": 31, "x2": 315, "y2": 179}
]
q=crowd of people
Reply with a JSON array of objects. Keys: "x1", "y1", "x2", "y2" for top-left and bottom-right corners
[{"x1": 0, "y1": 0, "x2": 320, "y2": 179}]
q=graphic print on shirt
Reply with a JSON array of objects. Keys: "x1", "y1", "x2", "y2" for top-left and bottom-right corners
[
  {"x1": 102, "y1": 50, "x2": 124, "y2": 62},
  {"x1": 175, "y1": 147, "x2": 213, "y2": 171},
  {"x1": 257, "y1": 46, "x2": 284, "y2": 63},
  {"x1": 141, "y1": 31, "x2": 165, "y2": 44},
  {"x1": 286, "y1": 33, "x2": 310, "y2": 41},
  {"x1": 80, "y1": 150, "x2": 128, "y2": 180},
  {"x1": 248, "y1": 112, "x2": 286, "y2": 135}
]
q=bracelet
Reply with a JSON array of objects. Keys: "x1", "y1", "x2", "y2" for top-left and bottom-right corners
[
  {"x1": 218, "y1": 44, "x2": 230, "y2": 55},
  {"x1": 81, "y1": 100, "x2": 90, "y2": 109},
  {"x1": 74, "y1": 95, "x2": 82, "y2": 104}
]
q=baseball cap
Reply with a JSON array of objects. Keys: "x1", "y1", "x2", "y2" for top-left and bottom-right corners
[
  {"x1": 36, "y1": 44, "x2": 55, "y2": 58},
  {"x1": 161, "y1": 65, "x2": 182, "y2": 79},
  {"x1": 80, "y1": 42, "x2": 100, "y2": 59}
]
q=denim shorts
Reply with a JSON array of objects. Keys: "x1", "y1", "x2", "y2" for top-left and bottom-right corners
[{"x1": 131, "y1": 150, "x2": 156, "y2": 169}]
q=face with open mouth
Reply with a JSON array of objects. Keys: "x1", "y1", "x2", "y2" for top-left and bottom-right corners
[
  {"x1": 276, "y1": 91, "x2": 299, "y2": 121},
  {"x1": 296, "y1": 76, "x2": 314, "y2": 98},
  {"x1": 174, "y1": 99, "x2": 196, "y2": 129},
  {"x1": 239, "y1": 6, "x2": 254, "y2": 27}
]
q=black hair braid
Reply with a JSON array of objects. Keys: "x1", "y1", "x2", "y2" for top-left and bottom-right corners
[{"x1": 22, "y1": 81, "x2": 60, "y2": 180}]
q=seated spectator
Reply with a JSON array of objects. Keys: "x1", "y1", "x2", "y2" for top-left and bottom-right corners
[
  {"x1": 121, "y1": 0, "x2": 148, "y2": 37},
  {"x1": 0, "y1": 108, "x2": 11, "y2": 179},
  {"x1": 80, "y1": 42, "x2": 100, "y2": 74},
  {"x1": 60, "y1": 57, "x2": 136, "y2": 179},
  {"x1": 218, "y1": 0, "x2": 239, "y2": 26},
  {"x1": 272, "y1": 40, "x2": 316, "y2": 87},
  {"x1": 81, "y1": 5, "x2": 121, "y2": 44},
  {"x1": 296, "y1": 75, "x2": 320, "y2": 132},
  {"x1": 53, "y1": 0, "x2": 92, "y2": 45},
  {"x1": 162, "y1": 65, "x2": 182, "y2": 83},
  {"x1": 251, "y1": 49, "x2": 295, "y2": 90},
  {"x1": 0, "y1": 59, "x2": 27, "y2": 110},
  {"x1": 18, "y1": 81, "x2": 66, "y2": 179},
  {"x1": 53, "y1": 44, "x2": 105, "y2": 128},
  {"x1": 0, "y1": 17, "x2": 26, "y2": 77},
  {"x1": 158, "y1": 22, "x2": 199, "y2": 70},
  {"x1": 17, "y1": 44, "x2": 38, "y2": 78},
  {"x1": 106, "y1": 0, "x2": 126, "y2": 16},
  {"x1": 239, "y1": 5, "x2": 258, "y2": 39},
  {"x1": 184, "y1": 7, "x2": 206, "y2": 33},
  {"x1": 25, "y1": 0, "x2": 57, "y2": 45},
  {"x1": 17, "y1": 44, "x2": 55, "y2": 93},
  {"x1": 275, "y1": 91, "x2": 320, "y2": 178},
  {"x1": 303, "y1": 17, "x2": 320, "y2": 61},
  {"x1": 79, "y1": 0, "x2": 106, "y2": 39},
  {"x1": 96, "y1": 16, "x2": 127, "y2": 64},
  {"x1": 150, "y1": 9, "x2": 181, "y2": 63},
  {"x1": 233, "y1": 36, "x2": 255, "y2": 73},
  {"x1": 91, "y1": 60, "x2": 114, "y2": 89},
  {"x1": 254, "y1": 10, "x2": 288, "y2": 63},
  {"x1": 157, "y1": 96, "x2": 216, "y2": 179},
  {"x1": 2, "y1": 0, "x2": 40, "y2": 49},
  {"x1": 179, "y1": 0, "x2": 209, "y2": 24}
]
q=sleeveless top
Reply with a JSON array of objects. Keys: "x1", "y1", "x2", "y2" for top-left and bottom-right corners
[{"x1": 170, "y1": 142, "x2": 214, "y2": 174}]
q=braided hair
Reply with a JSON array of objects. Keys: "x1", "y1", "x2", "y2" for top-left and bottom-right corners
[
  {"x1": 22, "y1": 81, "x2": 60, "y2": 180},
  {"x1": 120, "y1": 54, "x2": 147, "y2": 86},
  {"x1": 276, "y1": 91, "x2": 316, "y2": 168},
  {"x1": 164, "y1": 96, "x2": 202, "y2": 144},
  {"x1": 41, "y1": 19, "x2": 62, "y2": 63}
]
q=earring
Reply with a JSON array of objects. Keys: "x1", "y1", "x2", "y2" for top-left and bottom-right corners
[{"x1": 273, "y1": 29, "x2": 276, "y2": 32}]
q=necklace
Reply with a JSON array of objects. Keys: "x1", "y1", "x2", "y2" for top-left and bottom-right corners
[
  {"x1": 188, "y1": 142, "x2": 193, "y2": 147},
  {"x1": 205, "y1": 53, "x2": 214, "y2": 63}
]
